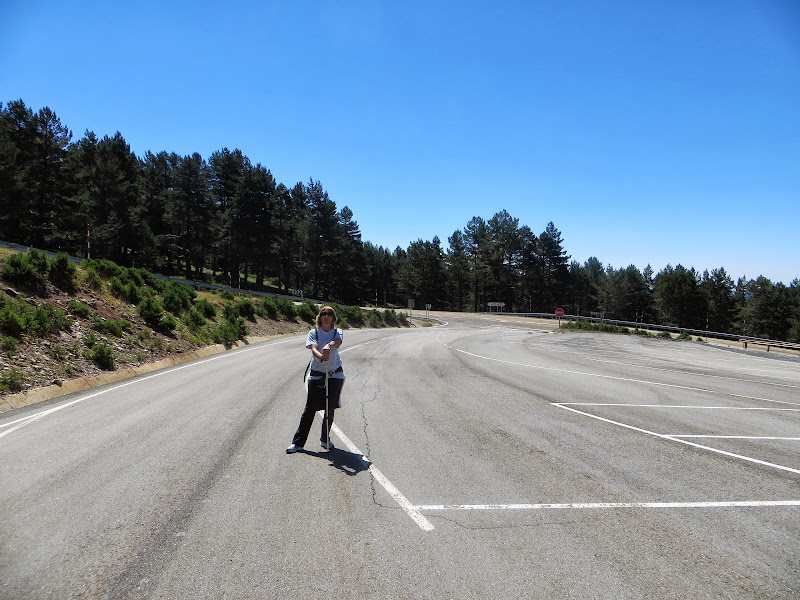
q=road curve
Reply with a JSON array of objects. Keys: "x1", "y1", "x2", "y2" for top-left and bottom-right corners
[{"x1": 1, "y1": 312, "x2": 798, "y2": 599}]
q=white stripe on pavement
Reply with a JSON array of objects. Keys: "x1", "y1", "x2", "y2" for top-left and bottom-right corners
[
  {"x1": 415, "y1": 501, "x2": 800, "y2": 511},
  {"x1": 324, "y1": 415, "x2": 435, "y2": 532}
]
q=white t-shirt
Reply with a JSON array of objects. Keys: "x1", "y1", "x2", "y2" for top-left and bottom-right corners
[{"x1": 307, "y1": 327, "x2": 345, "y2": 379}]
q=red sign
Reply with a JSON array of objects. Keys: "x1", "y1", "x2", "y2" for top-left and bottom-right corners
[{"x1": 555, "y1": 308, "x2": 564, "y2": 317}]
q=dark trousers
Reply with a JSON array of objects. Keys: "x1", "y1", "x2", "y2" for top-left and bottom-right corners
[{"x1": 292, "y1": 378, "x2": 344, "y2": 447}]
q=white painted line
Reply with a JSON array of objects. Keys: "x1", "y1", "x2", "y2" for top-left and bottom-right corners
[
  {"x1": 322, "y1": 413, "x2": 435, "y2": 532},
  {"x1": 0, "y1": 337, "x2": 300, "y2": 440},
  {"x1": 452, "y1": 348, "x2": 800, "y2": 408},
  {"x1": 559, "y1": 403, "x2": 800, "y2": 412},
  {"x1": 525, "y1": 346, "x2": 800, "y2": 389},
  {"x1": 554, "y1": 403, "x2": 800, "y2": 476},
  {"x1": 671, "y1": 436, "x2": 800, "y2": 441},
  {"x1": 315, "y1": 335, "x2": 434, "y2": 531},
  {"x1": 415, "y1": 501, "x2": 800, "y2": 511}
]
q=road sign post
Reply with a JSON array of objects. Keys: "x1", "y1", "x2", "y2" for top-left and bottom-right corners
[{"x1": 555, "y1": 307, "x2": 564, "y2": 326}]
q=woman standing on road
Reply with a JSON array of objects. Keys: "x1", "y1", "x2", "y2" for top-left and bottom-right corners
[{"x1": 286, "y1": 306, "x2": 345, "y2": 453}]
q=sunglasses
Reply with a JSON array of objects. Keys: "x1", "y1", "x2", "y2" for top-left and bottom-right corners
[{"x1": 321, "y1": 311, "x2": 334, "y2": 317}]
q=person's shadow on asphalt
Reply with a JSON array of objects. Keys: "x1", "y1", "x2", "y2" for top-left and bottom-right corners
[{"x1": 300, "y1": 448, "x2": 372, "y2": 476}]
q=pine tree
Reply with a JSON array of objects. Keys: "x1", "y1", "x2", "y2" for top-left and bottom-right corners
[
  {"x1": 446, "y1": 230, "x2": 470, "y2": 311},
  {"x1": 538, "y1": 221, "x2": 571, "y2": 310}
]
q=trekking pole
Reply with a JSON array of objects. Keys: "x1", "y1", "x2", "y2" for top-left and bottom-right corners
[{"x1": 324, "y1": 359, "x2": 330, "y2": 449}]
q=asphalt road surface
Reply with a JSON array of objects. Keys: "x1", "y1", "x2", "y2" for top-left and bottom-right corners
[{"x1": 1, "y1": 312, "x2": 798, "y2": 599}]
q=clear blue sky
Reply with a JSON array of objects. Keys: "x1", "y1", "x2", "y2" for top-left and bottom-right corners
[{"x1": 2, "y1": 1, "x2": 799, "y2": 284}]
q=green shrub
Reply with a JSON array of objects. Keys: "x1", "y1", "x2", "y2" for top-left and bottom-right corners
[
  {"x1": 658, "y1": 331, "x2": 673, "y2": 339},
  {"x1": 0, "y1": 368, "x2": 25, "y2": 392},
  {"x1": 220, "y1": 290, "x2": 235, "y2": 301},
  {"x1": 90, "y1": 343, "x2": 115, "y2": 370},
  {"x1": 82, "y1": 258, "x2": 122, "y2": 279},
  {"x1": 110, "y1": 277, "x2": 143, "y2": 304},
  {"x1": 27, "y1": 248, "x2": 49, "y2": 276},
  {"x1": 31, "y1": 303, "x2": 72, "y2": 336},
  {"x1": 108, "y1": 275, "x2": 125, "y2": 298},
  {"x1": 368, "y1": 309, "x2": 384, "y2": 328},
  {"x1": 297, "y1": 301, "x2": 318, "y2": 323},
  {"x1": 0, "y1": 299, "x2": 28, "y2": 338},
  {"x1": 85, "y1": 331, "x2": 98, "y2": 348},
  {"x1": 560, "y1": 321, "x2": 630, "y2": 334},
  {"x1": 260, "y1": 297, "x2": 279, "y2": 319},
  {"x1": 222, "y1": 304, "x2": 237, "y2": 321},
  {"x1": 93, "y1": 318, "x2": 131, "y2": 337},
  {"x1": 138, "y1": 296, "x2": 165, "y2": 329},
  {"x1": 233, "y1": 315, "x2": 249, "y2": 338},
  {"x1": 1, "y1": 250, "x2": 48, "y2": 291},
  {"x1": 162, "y1": 281, "x2": 196, "y2": 315},
  {"x1": 212, "y1": 317, "x2": 249, "y2": 346},
  {"x1": 49, "y1": 344, "x2": 67, "y2": 360},
  {"x1": 159, "y1": 313, "x2": 177, "y2": 333},
  {"x1": 195, "y1": 298, "x2": 217, "y2": 318},
  {"x1": 212, "y1": 322, "x2": 238, "y2": 346},
  {"x1": 121, "y1": 267, "x2": 145, "y2": 288},
  {"x1": 677, "y1": 331, "x2": 693, "y2": 341},
  {"x1": 183, "y1": 307, "x2": 207, "y2": 332},
  {"x1": 2, "y1": 336, "x2": 18, "y2": 355},
  {"x1": 275, "y1": 298, "x2": 296, "y2": 320},
  {"x1": 108, "y1": 266, "x2": 164, "y2": 302},
  {"x1": 83, "y1": 266, "x2": 104, "y2": 290},
  {"x1": 67, "y1": 300, "x2": 92, "y2": 318},
  {"x1": 233, "y1": 299, "x2": 256, "y2": 320},
  {"x1": 383, "y1": 309, "x2": 399, "y2": 326},
  {"x1": 338, "y1": 304, "x2": 365, "y2": 326},
  {"x1": 134, "y1": 268, "x2": 163, "y2": 292},
  {"x1": 48, "y1": 252, "x2": 77, "y2": 292},
  {"x1": 397, "y1": 311, "x2": 409, "y2": 326}
]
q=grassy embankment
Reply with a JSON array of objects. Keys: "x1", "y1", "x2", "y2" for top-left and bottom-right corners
[{"x1": 0, "y1": 247, "x2": 408, "y2": 401}]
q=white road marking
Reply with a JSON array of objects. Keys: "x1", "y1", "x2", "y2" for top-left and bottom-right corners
[
  {"x1": 415, "y1": 501, "x2": 800, "y2": 511},
  {"x1": 451, "y1": 348, "x2": 800, "y2": 408},
  {"x1": 524, "y1": 346, "x2": 800, "y2": 389},
  {"x1": 525, "y1": 339, "x2": 800, "y2": 380},
  {"x1": 319, "y1": 333, "x2": 436, "y2": 531},
  {"x1": 559, "y1": 403, "x2": 800, "y2": 412},
  {"x1": 0, "y1": 337, "x2": 300, "y2": 439},
  {"x1": 554, "y1": 403, "x2": 800, "y2": 476},
  {"x1": 671, "y1": 436, "x2": 800, "y2": 441},
  {"x1": 322, "y1": 413, "x2": 435, "y2": 532}
]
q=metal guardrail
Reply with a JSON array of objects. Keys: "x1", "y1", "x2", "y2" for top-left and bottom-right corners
[
  {"x1": 154, "y1": 274, "x2": 315, "y2": 303},
  {"x1": 3, "y1": 241, "x2": 797, "y2": 349},
  {"x1": 490, "y1": 311, "x2": 800, "y2": 351}
]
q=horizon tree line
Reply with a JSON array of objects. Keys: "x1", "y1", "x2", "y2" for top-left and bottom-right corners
[{"x1": 1, "y1": 99, "x2": 798, "y2": 341}]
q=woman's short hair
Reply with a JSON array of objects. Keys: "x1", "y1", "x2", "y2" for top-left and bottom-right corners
[{"x1": 315, "y1": 305, "x2": 338, "y2": 327}]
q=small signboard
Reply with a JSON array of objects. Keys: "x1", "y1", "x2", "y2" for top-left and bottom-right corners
[
  {"x1": 555, "y1": 308, "x2": 564, "y2": 317},
  {"x1": 488, "y1": 302, "x2": 505, "y2": 313}
]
